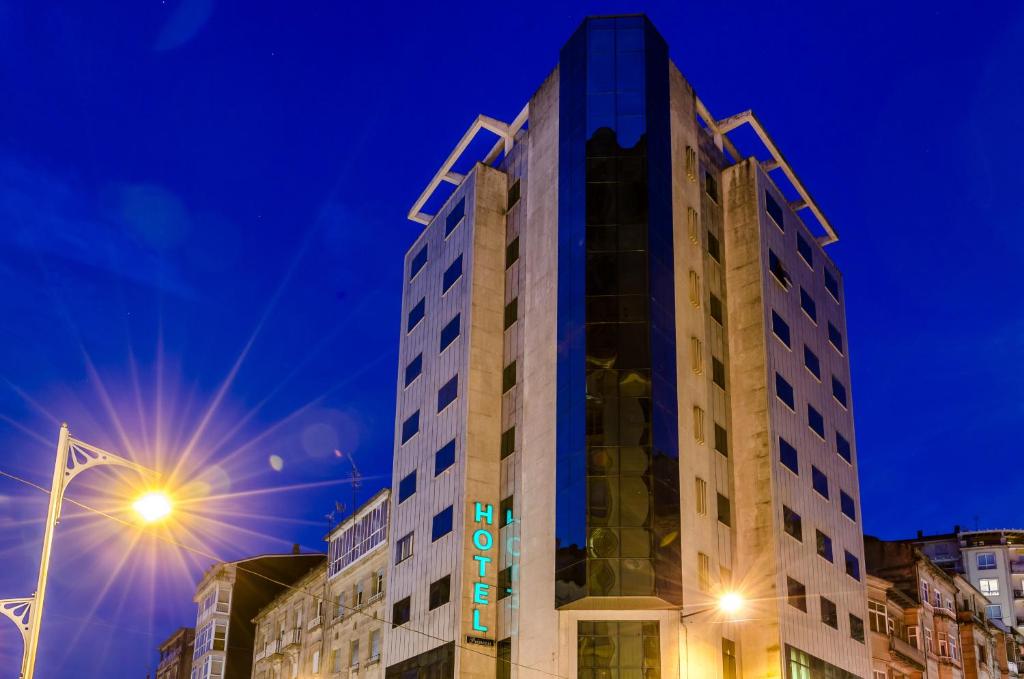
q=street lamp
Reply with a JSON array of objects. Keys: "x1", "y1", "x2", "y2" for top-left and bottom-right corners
[
  {"x1": 679, "y1": 591, "x2": 746, "y2": 678},
  {"x1": 0, "y1": 423, "x2": 168, "y2": 679}
]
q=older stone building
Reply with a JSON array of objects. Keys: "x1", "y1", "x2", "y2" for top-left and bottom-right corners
[
  {"x1": 251, "y1": 565, "x2": 326, "y2": 679},
  {"x1": 156, "y1": 627, "x2": 195, "y2": 679}
]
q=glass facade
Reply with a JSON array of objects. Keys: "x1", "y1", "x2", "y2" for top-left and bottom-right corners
[
  {"x1": 556, "y1": 15, "x2": 681, "y2": 606},
  {"x1": 577, "y1": 620, "x2": 661, "y2": 678}
]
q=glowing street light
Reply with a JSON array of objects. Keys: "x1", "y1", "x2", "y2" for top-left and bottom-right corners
[
  {"x1": 0, "y1": 423, "x2": 164, "y2": 679},
  {"x1": 718, "y1": 591, "x2": 744, "y2": 616}
]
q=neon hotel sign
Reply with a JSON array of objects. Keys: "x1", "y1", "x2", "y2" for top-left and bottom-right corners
[{"x1": 470, "y1": 501, "x2": 495, "y2": 634}]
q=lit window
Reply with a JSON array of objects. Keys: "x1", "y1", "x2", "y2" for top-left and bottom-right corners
[
  {"x1": 437, "y1": 375, "x2": 458, "y2": 412},
  {"x1": 783, "y1": 506, "x2": 802, "y2": 541},
  {"x1": 431, "y1": 506, "x2": 453, "y2": 541},
  {"x1": 772, "y1": 310, "x2": 791, "y2": 347},
  {"x1": 765, "y1": 191, "x2": 784, "y2": 230},
  {"x1": 409, "y1": 244, "x2": 428, "y2": 281},
  {"x1": 775, "y1": 373, "x2": 795, "y2": 410},
  {"x1": 439, "y1": 314, "x2": 460, "y2": 352},
  {"x1": 445, "y1": 198, "x2": 465, "y2": 237},
  {"x1": 398, "y1": 471, "x2": 416, "y2": 503},
  {"x1": 434, "y1": 439, "x2": 455, "y2": 475},
  {"x1": 797, "y1": 232, "x2": 813, "y2": 267},
  {"x1": 404, "y1": 354, "x2": 422, "y2": 387},
  {"x1": 442, "y1": 255, "x2": 463, "y2": 294},
  {"x1": 977, "y1": 552, "x2": 997, "y2": 570},
  {"x1": 808, "y1": 404, "x2": 825, "y2": 439},
  {"x1": 779, "y1": 437, "x2": 798, "y2": 474},
  {"x1": 804, "y1": 345, "x2": 821, "y2": 379},
  {"x1": 400, "y1": 411, "x2": 419, "y2": 444},
  {"x1": 800, "y1": 287, "x2": 817, "y2": 322},
  {"x1": 980, "y1": 578, "x2": 1000, "y2": 596},
  {"x1": 787, "y1": 577, "x2": 807, "y2": 612},
  {"x1": 395, "y1": 533, "x2": 414, "y2": 565},
  {"x1": 812, "y1": 466, "x2": 829, "y2": 498},
  {"x1": 407, "y1": 298, "x2": 426, "y2": 333},
  {"x1": 840, "y1": 491, "x2": 856, "y2": 521}
]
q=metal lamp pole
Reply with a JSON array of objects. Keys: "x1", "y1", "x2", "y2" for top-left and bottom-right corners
[{"x1": 0, "y1": 423, "x2": 160, "y2": 679}]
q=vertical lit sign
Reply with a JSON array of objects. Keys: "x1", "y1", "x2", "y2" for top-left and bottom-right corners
[{"x1": 470, "y1": 501, "x2": 494, "y2": 634}]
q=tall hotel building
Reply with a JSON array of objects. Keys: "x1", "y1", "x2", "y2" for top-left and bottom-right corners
[{"x1": 385, "y1": 15, "x2": 868, "y2": 679}]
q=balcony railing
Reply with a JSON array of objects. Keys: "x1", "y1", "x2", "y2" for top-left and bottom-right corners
[
  {"x1": 307, "y1": 615, "x2": 322, "y2": 630},
  {"x1": 268, "y1": 639, "x2": 284, "y2": 657},
  {"x1": 890, "y1": 636, "x2": 926, "y2": 670},
  {"x1": 367, "y1": 590, "x2": 385, "y2": 605},
  {"x1": 282, "y1": 629, "x2": 302, "y2": 648}
]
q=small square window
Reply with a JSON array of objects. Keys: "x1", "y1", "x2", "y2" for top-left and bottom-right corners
[
  {"x1": 437, "y1": 375, "x2": 458, "y2": 412},
  {"x1": 840, "y1": 491, "x2": 856, "y2": 521},
  {"x1": 771, "y1": 311, "x2": 790, "y2": 347},
  {"x1": 816, "y1": 530, "x2": 834, "y2": 562},
  {"x1": 827, "y1": 322, "x2": 843, "y2": 353},
  {"x1": 775, "y1": 373, "x2": 794, "y2": 410},
  {"x1": 398, "y1": 471, "x2": 417, "y2": 503},
  {"x1": 825, "y1": 268, "x2": 840, "y2": 300},
  {"x1": 504, "y1": 298, "x2": 518, "y2": 330},
  {"x1": 978, "y1": 553, "x2": 997, "y2": 570},
  {"x1": 800, "y1": 287, "x2": 817, "y2": 322},
  {"x1": 769, "y1": 249, "x2": 791, "y2": 288},
  {"x1": 434, "y1": 439, "x2": 455, "y2": 475},
  {"x1": 712, "y1": 357, "x2": 726, "y2": 390},
  {"x1": 440, "y1": 314, "x2": 461, "y2": 352},
  {"x1": 506, "y1": 237, "x2": 519, "y2": 268},
  {"x1": 808, "y1": 404, "x2": 825, "y2": 439},
  {"x1": 845, "y1": 550, "x2": 861, "y2": 580},
  {"x1": 445, "y1": 198, "x2": 465, "y2": 237},
  {"x1": 392, "y1": 597, "x2": 411, "y2": 627},
  {"x1": 836, "y1": 432, "x2": 852, "y2": 463},
  {"x1": 409, "y1": 244, "x2": 428, "y2": 281},
  {"x1": 850, "y1": 614, "x2": 865, "y2": 643},
  {"x1": 820, "y1": 597, "x2": 838, "y2": 628},
  {"x1": 783, "y1": 505, "x2": 802, "y2": 541},
  {"x1": 400, "y1": 411, "x2": 419, "y2": 444},
  {"x1": 804, "y1": 345, "x2": 821, "y2": 379},
  {"x1": 709, "y1": 293, "x2": 723, "y2": 325},
  {"x1": 787, "y1": 577, "x2": 807, "y2": 612},
  {"x1": 429, "y1": 575, "x2": 450, "y2": 610},
  {"x1": 498, "y1": 566, "x2": 513, "y2": 600},
  {"x1": 502, "y1": 361, "x2": 517, "y2": 392},
  {"x1": 442, "y1": 254, "x2": 463, "y2": 294},
  {"x1": 500, "y1": 495, "x2": 514, "y2": 527},
  {"x1": 797, "y1": 232, "x2": 813, "y2": 267},
  {"x1": 765, "y1": 192, "x2": 784, "y2": 230},
  {"x1": 404, "y1": 353, "x2": 423, "y2": 387},
  {"x1": 779, "y1": 437, "x2": 799, "y2": 474},
  {"x1": 812, "y1": 466, "x2": 829, "y2": 499},
  {"x1": 407, "y1": 298, "x2": 426, "y2": 333},
  {"x1": 431, "y1": 506, "x2": 454, "y2": 541},
  {"x1": 707, "y1": 231, "x2": 721, "y2": 262},
  {"x1": 507, "y1": 179, "x2": 521, "y2": 210},
  {"x1": 714, "y1": 423, "x2": 728, "y2": 456},
  {"x1": 717, "y1": 493, "x2": 731, "y2": 527},
  {"x1": 500, "y1": 426, "x2": 516, "y2": 459},
  {"x1": 832, "y1": 376, "x2": 848, "y2": 408}
]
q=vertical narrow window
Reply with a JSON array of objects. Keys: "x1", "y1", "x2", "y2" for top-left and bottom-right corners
[
  {"x1": 850, "y1": 615, "x2": 865, "y2": 642},
  {"x1": 722, "y1": 639, "x2": 737, "y2": 679},
  {"x1": 704, "y1": 171, "x2": 719, "y2": 202},
  {"x1": 692, "y1": 406, "x2": 705, "y2": 444},
  {"x1": 498, "y1": 567, "x2": 512, "y2": 600},
  {"x1": 800, "y1": 287, "x2": 817, "y2": 322},
  {"x1": 395, "y1": 533, "x2": 414, "y2": 564},
  {"x1": 400, "y1": 411, "x2": 419, "y2": 444},
  {"x1": 824, "y1": 268, "x2": 840, "y2": 300},
  {"x1": 769, "y1": 249, "x2": 791, "y2": 288},
  {"x1": 441, "y1": 254, "x2": 463, "y2": 294},
  {"x1": 437, "y1": 375, "x2": 458, "y2": 412},
  {"x1": 500, "y1": 495, "x2": 514, "y2": 527},
  {"x1": 717, "y1": 493, "x2": 731, "y2": 527},
  {"x1": 444, "y1": 197, "x2": 465, "y2": 237},
  {"x1": 836, "y1": 432, "x2": 852, "y2": 463},
  {"x1": 845, "y1": 551, "x2": 861, "y2": 580},
  {"x1": 775, "y1": 373, "x2": 795, "y2": 410},
  {"x1": 500, "y1": 426, "x2": 516, "y2": 459},
  {"x1": 687, "y1": 206, "x2": 699, "y2": 243},
  {"x1": 431, "y1": 506, "x2": 453, "y2": 541},
  {"x1": 803, "y1": 345, "x2": 820, "y2": 379},
  {"x1": 434, "y1": 439, "x2": 455, "y2": 475},
  {"x1": 820, "y1": 597, "x2": 838, "y2": 628},
  {"x1": 709, "y1": 293, "x2": 723, "y2": 325},
  {"x1": 504, "y1": 298, "x2": 518, "y2": 329},
  {"x1": 840, "y1": 491, "x2": 856, "y2": 520},
  {"x1": 404, "y1": 353, "x2": 423, "y2": 387},
  {"x1": 816, "y1": 530, "x2": 833, "y2": 562},
  {"x1": 827, "y1": 322, "x2": 844, "y2": 353},
  {"x1": 502, "y1": 361, "x2": 517, "y2": 392},
  {"x1": 807, "y1": 404, "x2": 825, "y2": 438},
  {"x1": 398, "y1": 471, "x2": 416, "y2": 503},
  {"x1": 698, "y1": 552, "x2": 711, "y2": 592},
  {"x1": 796, "y1": 232, "x2": 813, "y2": 267},
  {"x1": 787, "y1": 577, "x2": 807, "y2": 611},
  {"x1": 765, "y1": 192, "x2": 784, "y2": 230},
  {"x1": 779, "y1": 437, "x2": 799, "y2": 474},
  {"x1": 832, "y1": 376, "x2": 848, "y2": 407},
  {"x1": 497, "y1": 638, "x2": 512, "y2": 679},
  {"x1": 783, "y1": 506, "x2": 802, "y2": 541},
  {"x1": 714, "y1": 423, "x2": 728, "y2": 456},
  {"x1": 507, "y1": 179, "x2": 521, "y2": 210},
  {"x1": 690, "y1": 336, "x2": 704, "y2": 374},
  {"x1": 685, "y1": 146, "x2": 697, "y2": 181},
  {"x1": 392, "y1": 597, "x2": 411, "y2": 626},
  {"x1": 695, "y1": 478, "x2": 708, "y2": 516},
  {"x1": 712, "y1": 357, "x2": 726, "y2": 390},
  {"x1": 811, "y1": 466, "x2": 829, "y2": 498},
  {"x1": 707, "y1": 231, "x2": 721, "y2": 262},
  {"x1": 409, "y1": 244, "x2": 428, "y2": 281},
  {"x1": 771, "y1": 311, "x2": 791, "y2": 347},
  {"x1": 689, "y1": 270, "x2": 702, "y2": 307},
  {"x1": 439, "y1": 314, "x2": 461, "y2": 352},
  {"x1": 407, "y1": 298, "x2": 426, "y2": 333},
  {"x1": 505, "y1": 237, "x2": 519, "y2": 268}
]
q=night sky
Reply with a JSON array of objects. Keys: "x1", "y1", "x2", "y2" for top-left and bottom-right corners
[{"x1": 0, "y1": 1, "x2": 1021, "y2": 676}]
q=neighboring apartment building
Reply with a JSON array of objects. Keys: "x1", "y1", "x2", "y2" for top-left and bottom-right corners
[
  {"x1": 386, "y1": 14, "x2": 869, "y2": 679},
  {"x1": 156, "y1": 627, "x2": 195, "y2": 679},
  {"x1": 251, "y1": 490, "x2": 390, "y2": 679},
  {"x1": 191, "y1": 552, "x2": 325, "y2": 679},
  {"x1": 914, "y1": 528, "x2": 1024, "y2": 635}
]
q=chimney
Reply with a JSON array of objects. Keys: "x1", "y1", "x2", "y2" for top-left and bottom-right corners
[
  {"x1": 292, "y1": 543, "x2": 301, "y2": 555},
  {"x1": 917, "y1": 530, "x2": 923, "y2": 539},
  {"x1": 954, "y1": 524, "x2": 961, "y2": 534}
]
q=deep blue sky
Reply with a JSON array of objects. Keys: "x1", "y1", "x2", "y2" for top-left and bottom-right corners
[{"x1": 0, "y1": 1, "x2": 1021, "y2": 675}]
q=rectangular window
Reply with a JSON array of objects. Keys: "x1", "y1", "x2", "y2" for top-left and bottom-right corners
[
  {"x1": 797, "y1": 232, "x2": 813, "y2": 267},
  {"x1": 441, "y1": 254, "x2": 463, "y2": 294},
  {"x1": 821, "y1": 597, "x2": 838, "y2": 628},
  {"x1": 712, "y1": 357, "x2": 726, "y2": 390},
  {"x1": 428, "y1": 575, "x2": 450, "y2": 610},
  {"x1": 351, "y1": 639, "x2": 360, "y2": 667},
  {"x1": 840, "y1": 491, "x2": 856, "y2": 520},
  {"x1": 504, "y1": 298, "x2": 518, "y2": 329},
  {"x1": 827, "y1": 322, "x2": 843, "y2": 353},
  {"x1": 978, "y1": 552, "x2": 997, "y2": 570},
  {"x1": 908, "y1": 626, "x2": 919, "y2": 649},
  {"x1": 578, "y1": 621, "x2": 661, "y2": 677},
  {"x1": 407, "y1": 298, "x2": 426, "y2": 333},
  {"x1": 691, "y1": 336, "x2": 704, "y2": 374},
  {"x1": 804, "y1": 345, "x2": 821, "y2": 379},
  {"x1": 500, "y1": 426, "x2": 515, "y2": 459},
  {"x1": 687, "y1": 206, "x2": 699, "y2": 243},
  {"x1": 845, "y1": 550, "x2": 861, "y2": 580},
  {"x1": 783, "y1": 506, "x2": 802, "y2": 541},
  {"x1": 398, "y1": 471, "x2": 416, "y2": 503},
  {"x1": 707, "y1": 231, "x2": 721, "y2": 262},
  {"x1": 497, "y1": 638, "x2": 512, "y2": 679},
  {"x1": 787, "y1": 577, "x2": 807, "y2": 612},
  {"x1": 709, "y1": 293, "x2": 723, "y2": 325},
  {"x1": 811, "y1": 466, "x2": 829, "y2": 498},
  {"x1": 714, "y1": 423, "x2": 728, "y2": 456},
  {"x1": 695, "y1": 477, "x2": 708, "y2": 516},
  {"x1": 779, "y1": 437, "x2": 799, "y2": 474},
  {"x1": 705, "y1": 171, "x2": 719, "y2": 202},
  {"x1": 850, "y1": 614, "x2": 865, "y2": 643},
  {"x1": 980, "y1": 578, "x2": 1000, "y2": 596},
  {"x1": 717, "y1": 493, "x2": 731, "y2": 527},
  {"x1": 832, "y1": 376, "x2": 848, "y2": 407},
  {"x1": 392, "y1": 597, "x2": 411, "y2": 627},
  {"x1": 688, "y1": 269, "x2": 702, "y2": 307},
  {"x1": 769, "y1": 249, "x2": 791, "y2": 288},
  {"x1": 409, "y1": 244, "x2": 428, "y2": 281},
  {"x1": 507, "y1": 179, "x2": 520, "y2": 210},
  {"x1": 824, "y1": 268, "x2": 840, "y2": 300},
  {"x1": 985, "y1": 604, "x2": 1002, "y2": 620},
  {"x1": 395, "y1": 533, "x2": 414, "y2": 564},
  {"x1": 434, "y1": 439, "x2": 455, "y2": 475},
  {"x1": 693, "y1": 406, "x2": 705, "y2": 444},
  {"x1": 816, "y1": 530, "x2": 833, "y2": 562},
  {"x1": 500, "y1": 495, "x2": 514, "y2": 527},
  {"x1": 800, "y1": 287, "x2": 817, "y2": 322},
  {"x1": 772, "y1": 310, "x2": 791, "y2": 347},
  {"x1": 698, "y1": 552, "x2": 711, "y2": 592},
  {"x1": 495, "y1": 566, "x2": 512, "y2": 601},
  {"x1": 807, "y1": 405, "x2": 825, "y2": 439},
  {"x1": 404, "y1": 354, "x2": 422, "y2": 387},
  {"x1": 685, "y1": 146, "x2": 697, "y2": 181},
  {"x1": 506, "y1": 237, "x2": 519, "y2": 268},
  {"x1": 775, "y1": 373, "x2": 794, "y2": 410},
  {"x1": 370, "y1": 630, "x2": 381, "y2": 660},
  {"x1": 765, "y1": 191, "x2": 784, "y2": 229},
  {"x1": 437, "y1": 375, "x2": 458, "y2": 412},
  {"x1": 502, "y1": 361, "x2": 517, "y2": 392},
  {"x1": 444, "y1": 197, "x2": 465, "y2": 237},
  {"x1": 439, "y1": 314, "x2": 460, "y2": 352},
  {"x1": 836, "y1": 432, "x2": 852, "y2": 463},
  {"x1": 400, "y1": 411, "x2": 419, "y2": 444},
  {"x1": 431, "y1": 506, "x2": 453, "y2": 541}
]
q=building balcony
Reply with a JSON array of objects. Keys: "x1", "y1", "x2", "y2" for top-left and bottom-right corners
[
  {"x1": 268, "y1": 639, "x2": 284, "y2": 658},
  {"x1": 890, "y1": 636, "x2": 926, "y2": 670},
  {"x1": 933, "y1": 605, "x2": 957, "y2": 620},
  {"x1": 282, "y1": 629, "x2": 302, "y2": 648},
  {"x1": 367, "y1": 590, "x2": 385, "y2": 605},
  {"x1": 307, "y1": 615, "x2": 322, "y2": 630}
]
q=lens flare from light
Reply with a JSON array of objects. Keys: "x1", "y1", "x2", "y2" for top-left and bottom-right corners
[
  {"x1": 133, "y1": 491, "x2": 173, "y2": 523},
  {"x1": 719, "y1": 591, "x2": 744, "y2": 615}
]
